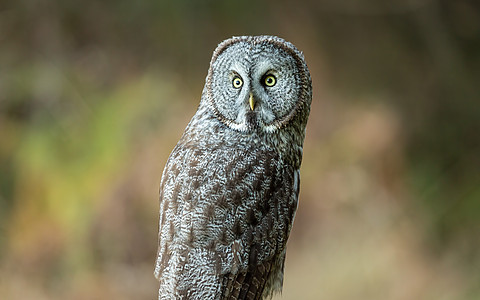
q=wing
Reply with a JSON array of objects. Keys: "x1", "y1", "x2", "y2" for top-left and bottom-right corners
[
  {"x1": 155, "y1": 139, "x2": 299, "y2": 299},
  {"x1": 216, "y1": 151, "x2": 300, "y2": 300},
  {"x1": 219, "y1": 259, "x2": 276, "y2": 300}
]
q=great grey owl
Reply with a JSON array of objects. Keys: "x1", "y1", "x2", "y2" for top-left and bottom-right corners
[{"x1": 155, "y1": 35, "x2": 312, "y2": 299}]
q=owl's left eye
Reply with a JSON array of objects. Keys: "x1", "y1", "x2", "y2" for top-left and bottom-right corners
[
  {"x1": 232, "y1": 76, "x2": 243, "y2": 89},
  {"x1": 263, "y1": 74, "x2": 276, "y2": 87}
]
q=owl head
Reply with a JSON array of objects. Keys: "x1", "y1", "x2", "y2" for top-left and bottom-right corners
[{"x1": 204, "y1": 35, "x2": 312, "y2": 134}]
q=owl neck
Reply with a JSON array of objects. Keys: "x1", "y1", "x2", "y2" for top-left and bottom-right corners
[{"x1": 182, "y1": 103, "x2": 306, "y2": 169}]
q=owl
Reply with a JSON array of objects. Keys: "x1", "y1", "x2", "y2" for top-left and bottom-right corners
[{"x1": 155, "y1": 35, "x2": 312, "y2": 299}]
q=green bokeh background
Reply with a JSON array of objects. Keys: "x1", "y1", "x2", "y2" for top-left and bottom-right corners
[{"x1": 1, "y1": 1, "x2": 479, "y2": 299}]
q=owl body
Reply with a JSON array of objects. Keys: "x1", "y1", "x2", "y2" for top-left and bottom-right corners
[{"x1": 155, "y1": 36, "x2": 312, "y2": 299}]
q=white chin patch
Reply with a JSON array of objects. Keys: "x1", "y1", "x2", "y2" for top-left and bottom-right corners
[{"x1": 229, "y1": 106, "x2": 279, "y2": 133}]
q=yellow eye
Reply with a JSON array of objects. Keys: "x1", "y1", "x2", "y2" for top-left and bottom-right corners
[
  {"x1": 232, "y1": 76, "x2": 243, "y2": 89},
  {"x1": 264, "y1": 74, "x2": 276, "y2": 87}
]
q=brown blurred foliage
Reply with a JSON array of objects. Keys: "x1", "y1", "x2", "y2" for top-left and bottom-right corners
[{"x1": 0, "y1": 0, "x2": 479, "y2": 299}]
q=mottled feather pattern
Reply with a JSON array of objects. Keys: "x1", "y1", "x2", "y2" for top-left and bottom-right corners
[
  {"x1": 155, "y1": 35, "x2": 311, "y2": 299},
  {"x1": 156, "y1": 117, "x2": 298, "y2": 298}
]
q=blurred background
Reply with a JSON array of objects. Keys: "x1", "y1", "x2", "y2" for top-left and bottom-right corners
[{"x1": 1, "y1": 0, "x2": 479, "y2": 299}]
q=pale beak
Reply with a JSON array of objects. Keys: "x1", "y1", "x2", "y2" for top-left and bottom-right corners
[{"x1": 249, "y1": 93, "x2": 255, "y2": 111}]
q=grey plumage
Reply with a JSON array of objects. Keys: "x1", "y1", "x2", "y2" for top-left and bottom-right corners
[{"x1": 155, "y1": 35, "x2": 312, "y2": 299}]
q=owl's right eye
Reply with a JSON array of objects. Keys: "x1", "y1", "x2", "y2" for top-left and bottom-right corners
[{"x1": 232, "y1": 76, "x2": 243, "y2": 89}]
